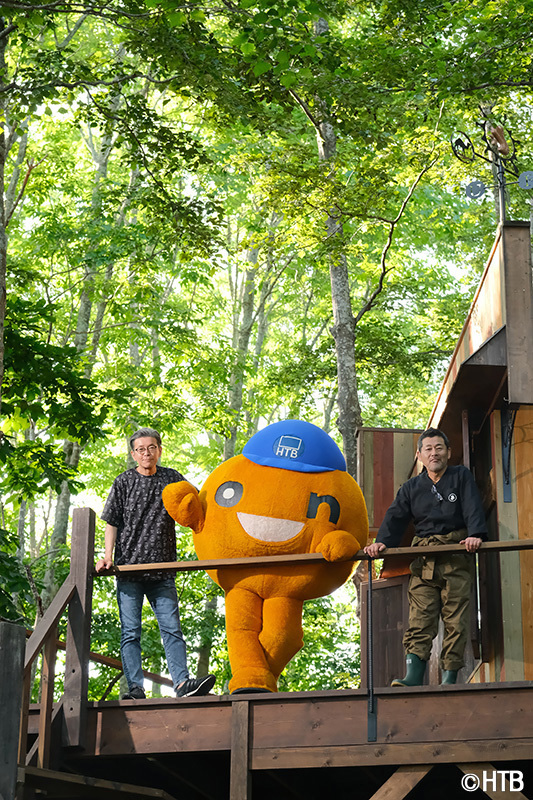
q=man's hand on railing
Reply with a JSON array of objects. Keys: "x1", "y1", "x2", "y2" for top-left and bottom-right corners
[
  {"x1": 460, "y1": 536, "x2": 483, "y2": 553},
  {"x1": 95, "y1": 558, "x2": 114, "y2": 573},
  {"x1": 363, "y1": 542, "x2": 386, "y2": 558}
]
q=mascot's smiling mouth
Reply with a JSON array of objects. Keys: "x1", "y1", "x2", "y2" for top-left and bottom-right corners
[{"x1": 237, "y1": 512, "x2": 304, "y2": 542}]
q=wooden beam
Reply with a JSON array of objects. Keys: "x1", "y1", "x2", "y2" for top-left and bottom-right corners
[
  {"x1": 501, "y1": 222, "x2": 533, "y2": 404},
  {"x1": 19, "y1": 765, "x2": 178, "y2": 799},
  {"x1": 251, "y1": 739, "x2": 533, "y2": 770},
  {"x1": 230, "y1": 700, "x2": 251, "y2": 800},
  {"x1": 24, "y1": 578, "x2": 75, "y2": 673},
  {"x1": 94, "y1": 537, "x2": 533, "y2": 576},
  {"x1": 458, "y1": 763, "x2": 529, "y2": 799},
  {"x1": 64, "y1": 507, "x2": 96, "y2": 749},
  {"x1": 0, "y1": 622, "x2": 25, "y2": 800},
  {"x1": 368, "y1": 765, "x2": 433, "y2": 800},
  {"x1": 18, "y1": 669, "x2": 31, "y2": 768}
]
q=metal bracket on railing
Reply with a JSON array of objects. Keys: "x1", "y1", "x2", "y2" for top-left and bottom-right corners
[
  {"x1": 501, "y1": 406, "x2": 517, "y2": 503},
  {"x1": 366, "y1": 557, "x2": 377, "y2": 743}
]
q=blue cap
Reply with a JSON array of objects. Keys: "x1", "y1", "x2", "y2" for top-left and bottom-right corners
[{"x1": 242, "y1": 419, "x2": 346, "y2": 473}]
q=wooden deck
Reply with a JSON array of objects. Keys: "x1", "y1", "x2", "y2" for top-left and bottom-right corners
[
  {"x1": 10, "y1": 507, "x2": 533, "y2": 799},
  {"x1": 25, "y1": 682, "x2": 533, "y2": 799}
]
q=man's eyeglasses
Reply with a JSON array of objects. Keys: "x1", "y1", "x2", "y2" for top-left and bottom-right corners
[
  {"x1": 134, "y1": 445, "x2": 159, "y2": 454},
  {"x1": 431, "y1": 484, "x2": 444, "y2": 502}
]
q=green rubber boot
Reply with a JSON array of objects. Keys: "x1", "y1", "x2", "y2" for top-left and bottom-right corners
[
  {"x1": 441, "y1": 669, "x2": 458, "y2": 685},
  {"x1": 391, "y1": 654, "x2": 426, "y2": 687}
]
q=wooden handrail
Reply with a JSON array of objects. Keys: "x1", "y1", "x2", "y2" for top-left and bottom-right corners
[
  {"x1": 93, "y1": 538, "x2": 533, "y2": 576},
  {"x1": 24, "y1": 578, "x2": 76, "y2": 674}
]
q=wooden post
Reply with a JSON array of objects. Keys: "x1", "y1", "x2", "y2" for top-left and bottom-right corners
[
  {"x1": 502, "y1": 222, "x2": 533, "y2": 404},
  {"x1": 230, "y1": 699, "x2": 252, "y2": 800},
  {"x1": 63, "y1": 507, "x2": 95, "y2": 750},
  {"x1": 0, "y1": 622, "x2": 26, "y2": 800},
  {"x1": 17, "y1": 669, "x2": 31, "y2": 767},
  {"x1": 37, "y1": 624, "x2": 58, "y2": 768}
]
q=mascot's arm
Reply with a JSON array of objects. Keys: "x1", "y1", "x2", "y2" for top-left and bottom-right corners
[
  {"x1": 316, "y1": 530, "x2": 362, "y2": 562},
  {"x1": 162, "y1": 481, "x2": 205, "y2": 533},
  {"x1": 311, "y1": 502, "x2": 368, "y2": 562}
]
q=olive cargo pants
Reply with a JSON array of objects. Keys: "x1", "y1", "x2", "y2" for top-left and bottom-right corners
[{"x1": 403, "y1": 531, "x2": 475, "y2": 671}]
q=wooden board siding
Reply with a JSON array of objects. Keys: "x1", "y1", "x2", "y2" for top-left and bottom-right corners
[
  {"x1": 356, "y1": 428, "x2": 421, "y2": 531},
  {"x1": 360, "y1": 575, "x2": 411, "y2": 688},
  {"x1": 87, "y1": 700, "x2": 233, "y2": 756},
  {"x1": 491, "y1": 410, "x2": 524, "y2": 681},
  {"x1": 68, "y1": 686, "x2": 533, "y2": 768},
  {"x1": 357, "y1": 427, "x2": 375, "y2": 527},
  {"x1": 513, "y1": 407, "x2": 533, "y2": 679},
  {"x1": 501, "y1": 224, "x2": 533, "y2": 404},
  {"x1": 373, "y1": 430, "x2": 395, "y2": 529}
]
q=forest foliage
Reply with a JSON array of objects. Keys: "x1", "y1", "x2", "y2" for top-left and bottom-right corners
[{"x1": 1, "y1": 0, "x2": 532, "y2": 696}]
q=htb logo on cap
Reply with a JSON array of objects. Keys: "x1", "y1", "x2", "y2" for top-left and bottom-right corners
[
  {"x1": 242, "y1": 419, "x2": 346, "y2": 473},
  {"x1": 274, "y1": 435, "x2": 304, "y2": 460}
]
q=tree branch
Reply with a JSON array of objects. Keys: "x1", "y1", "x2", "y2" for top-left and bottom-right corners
[{"x1": 354, "y1": 102, "x2": 445, "y2": 324}]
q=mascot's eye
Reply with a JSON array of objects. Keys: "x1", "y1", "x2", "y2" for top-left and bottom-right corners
[
  {"x1": 306, "y1": 492, "x2": 340, "y2": 525},
  {"x1": 215, "y1": 481, "x2": 244, "y2": 507}
]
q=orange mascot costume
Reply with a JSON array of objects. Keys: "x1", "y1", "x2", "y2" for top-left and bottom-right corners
[{"x1": 162, "y1": 420, "x2": 368, "y2": 694}]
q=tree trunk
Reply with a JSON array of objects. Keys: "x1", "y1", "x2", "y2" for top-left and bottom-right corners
[
  {"x1": 313, "y1": 19, "x2": 362, "y2": 476},
  {"x1": 223, "y1": 248, "x2": 258, "y2": 461},
  {"x1": 17, "y1": 499, "x2": 26, "y2": 560},
  {"x1": 42, "y1": 441, "x2": 81, "y2": 607},
  {"x1": 44, "y1": 104, "x2": 122, "y2": 607},
  {"x1": 29, "y1": 501, "x2": 36, "y2": 559}
]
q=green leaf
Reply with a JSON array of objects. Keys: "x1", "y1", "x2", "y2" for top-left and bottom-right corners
[
  {"x1": 253, "y1": 60, "x2": 272, "y2": 76},
  {"x1": 280, "y1": 71, "x2": 298, "y2": 87},
  {"x1": 167, "y1": 11, "x2": 187, "y2": 26},
  {"x1": 241, "y1": 42, "x2": 256, "y2": 55}
]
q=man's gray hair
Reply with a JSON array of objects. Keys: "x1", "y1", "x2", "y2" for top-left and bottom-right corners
[
  {"x1": 129, "y1": 428, "x2": 162, "y2": 450},
  {"x1": 417, "y1": 427, "x2": 450, "y2": 451}
]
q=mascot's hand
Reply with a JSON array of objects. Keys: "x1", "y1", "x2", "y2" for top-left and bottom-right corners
[
  {"x1": 311, "y1": 503, "x2": 360, "y2": 562},
  {"x1": 162, "y1": 481, "x2": 205, "y2": 533},
  {"x1": 317, "y1": 530, "x2": 361, "y2": 562}
]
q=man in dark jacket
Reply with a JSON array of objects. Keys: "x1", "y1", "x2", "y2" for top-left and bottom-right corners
[{"x1": 364, "y1": 427, "x2": 487, "y2": 686}]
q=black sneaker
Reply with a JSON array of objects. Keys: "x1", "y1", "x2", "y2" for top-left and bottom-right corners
[
  {"x1": 121, "y1": 686, "x2": 146, "y2": 700},
  {"x1": 175, "y1": 674, "x2": 216, "y2": 698}
]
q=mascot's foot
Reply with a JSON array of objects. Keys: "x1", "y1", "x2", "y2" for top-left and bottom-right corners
[
  {"x1": 229, "y1": 667, "x2": 278, "y2": 694},
  {"x1": 231, "y1": 687, "x2": 273, "y2": 695}
]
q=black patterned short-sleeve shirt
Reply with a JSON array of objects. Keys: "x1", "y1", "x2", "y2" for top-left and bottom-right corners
[{"x1": 101, "y1": 466, "x2": 186, "y2": 581}]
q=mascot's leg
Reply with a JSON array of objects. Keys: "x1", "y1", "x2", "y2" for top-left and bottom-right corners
[
  {"x1": 225, "y1": 586, "x2": 277, "y2": 694},
  {"x1": 259, "y1": 596, "x2": 304, "y2": 682}
]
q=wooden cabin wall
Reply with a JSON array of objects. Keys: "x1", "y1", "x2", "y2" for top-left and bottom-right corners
[
  {"x1": 356, "y1": 427, "x2": 421, "y2": 532},
  {"x1": 472, "y1": 407, "x2": 533, "y2": 683}
]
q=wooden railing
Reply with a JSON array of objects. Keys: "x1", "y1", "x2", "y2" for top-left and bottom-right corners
[{"x1": 7, "y1": 507, "x2": 533, "y2": 800}]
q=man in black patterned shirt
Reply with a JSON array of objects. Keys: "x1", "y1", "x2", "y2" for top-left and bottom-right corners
[{"x1": 96, "y1": 428, "x2": 215, "y2": 700}]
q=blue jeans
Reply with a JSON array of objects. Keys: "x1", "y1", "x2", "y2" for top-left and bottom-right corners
[{"x1": 116, "y1": 578, "x2": 189, "y2": 691}]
